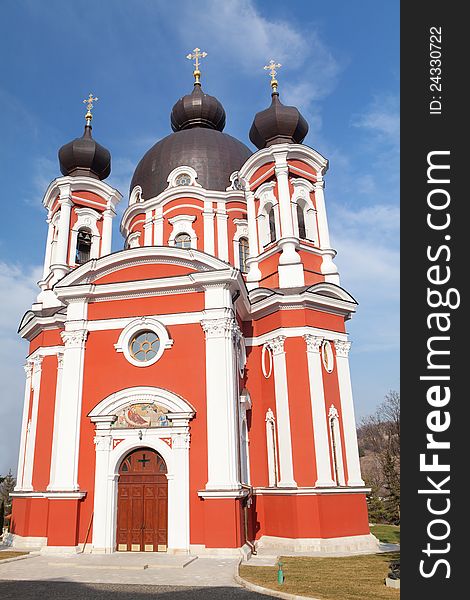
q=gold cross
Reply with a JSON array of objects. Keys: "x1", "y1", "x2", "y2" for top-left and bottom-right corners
[
  {"x1": 83, "y1": 93, "x2": 99, "y2": 122},
  {"x1": 263, "y1": 60, "x2": 282, "y2": 91},
  {"x1": 186, "y1": 47, "x2": 207, "y2": 84}
]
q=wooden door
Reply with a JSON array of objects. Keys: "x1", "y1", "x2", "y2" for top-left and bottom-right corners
[{"x1": 116, "y1": 448, "x2": 168, "y2": 552}]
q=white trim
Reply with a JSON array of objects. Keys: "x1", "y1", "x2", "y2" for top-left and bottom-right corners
[
  {"x1": 265, "y1": 337, "x2": 296, "y2": 488},
  {"x1": 253, "y1": 486, "x2": 370, "y2": 495},
  {"x1": 216, "y1": 202, "x2": 229, "y2": 261},
  {"x1": 114, "y1": 317, "x2": 174, "y2": 368},
  {"x1": 166, "y1": 166, "x2": 201, "y2": 189},
  {"x1": 334, "y1": 341, "x2": 365, "y2": 486},
  {"x1": 255, "y1": 534, "x2": 379, "y2": 554},
  {"x1": 247, "y1": 326, "x2": 348, "y2": 347},
  {"x1": 89, "y1": 387, "x2": 194, "y2": 554},
  {"x1": 328, "y1": 404, "x2": 346, "y2": 486},
  {"x1": 68, "y1": 207, "x2": 101, "y2": 266},
  {"x1": 304, "y1": 335, "x2": 336, "y2": 487},
  {"x1": 168, "y1": 214, "x2": 198, "y2": 249},
  {"x1": 14, "y1": 362, "x2": 34, "y2": 491},
  {"x1": 22, "y1": 357, "x2": 43, "y2": 491}
]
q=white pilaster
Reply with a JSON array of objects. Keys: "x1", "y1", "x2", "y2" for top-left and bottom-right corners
[
  {"x1": 314, "y1": 177, "x2": 339, "y2": 285},
  {"x1": 143, "y1": 210, "x2": 153, "y2": 246},
  {"x1": 201, "y1": 317, "x2": 240, "y2": 490},
  {"x1": 101, "y1": 208, "x2": 114, "y2": 256},
  {"x1": 245, "y1": 190, "x2": 262, "y2": 286},
  {"x1": 91, "y1": 418, "x2": 114, "y2": 551},
  {"x1": 203, "y1": 201, "x2": 215, "y2": 255},
  {"x1": 304, "y1": 335, "x2": 336, "y2": 487},
  {"x1": 52, "y1": 187, "x2": 73, "y2": 279},
  {"x1": 48, "y1": 327, "x2": 87, "y2": 491},
  {"x1": 334, "y1": 340, "x2": 364, "y2": 486},
  {"x1": 274, "y1": 153, "x2": 304, "y2": 288},
  {"x1": 216, "y1": 203, "x2": 229, "y2": 261},
  {"x1": 47, "y1": 352, "x2": 64, "y2": 490},
  {"x1": 22, "y1": 356, "x2": 43, "y2": 491},
  {"x1": 42, "y1": 216, "x2": 55, "y2": 279},
  {"x1": 154, "y1": 205, "x2": 164, "y2": 245},
  {"x1": 15, "y1": 361, "x2": 34, "y2": 491},
  {"x1": 266, "y1": 336, "x2": 296, "y2": 488}
]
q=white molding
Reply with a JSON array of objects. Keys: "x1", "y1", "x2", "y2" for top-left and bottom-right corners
[
  {"x1": 216, "y1": 202, "x2": 229, "y2": 261},
  {"x1": 328, "y1": 404, "x2": 346, "y2": 486},
  {"x1": 43, "y1": 176, "x2": 122, "y2": 212},
  {"x1": 253, "y1": 486, "x2": 371, "y2": 495},
  {"x1": 255, "y1": 534, "x2": 379, "y2": 554},
  {"x1": 334, "y1": 341, "x2": 365, "y2": 486},
  {"x1": 22, "y1": 356, "x2": 43, "y2": 491},
  {"x1": 14, "y1": 362, "x2": 34, "y2": 491},
  {"x1": 247, "y1": 326, "x2": 348, "y2": 347},
  {"x1": 90, "y1": 389, "x2": 193, "y2": 553},
  {"x1": 168, "y1": 214, "x2": 198, "y2": 249},
  {"x1": 201, "y1": 316, "x2": 241, "y2": 491},
  {"x1": 304, "y1": 335, "x2": 336, "y2": 487},
  {"x1": 265, "y1": 336, "x2": 296, "y2": 488},
  {"x1": 114, "y1": 317, "x2": 174, "y2": 368},
  {"x1": 166, "y1": 165, "x2": 201, "y2": 189}
]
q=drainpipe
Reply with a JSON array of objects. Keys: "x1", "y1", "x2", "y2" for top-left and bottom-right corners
[{"x1": 241, "y1": 484, "x2": 257, "y2": 555}]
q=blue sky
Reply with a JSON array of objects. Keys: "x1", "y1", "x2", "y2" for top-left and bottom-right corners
[{"x1": 0, "y1": 0, "x2": 399, "y2": 474}]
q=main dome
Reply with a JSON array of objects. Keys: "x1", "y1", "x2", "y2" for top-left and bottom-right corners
[{"x1": 130, "y1": 83, "x2": 252, "y2": 199}]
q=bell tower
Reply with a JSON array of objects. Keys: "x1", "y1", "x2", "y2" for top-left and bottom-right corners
[{"x1": 36, "y1": 95, "x2": 122, "y2": 309}]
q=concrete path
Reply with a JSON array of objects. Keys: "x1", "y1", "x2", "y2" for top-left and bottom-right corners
[{"x1": 0, "y1": 552, "x2": 242, "y2": 588}]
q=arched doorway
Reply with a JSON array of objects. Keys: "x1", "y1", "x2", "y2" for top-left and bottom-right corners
[{"x1": 116, "y1": 448, "x2": 168, "y2": 552}]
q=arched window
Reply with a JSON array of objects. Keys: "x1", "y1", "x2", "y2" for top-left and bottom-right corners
[
  {"x1": 238, "y1": 237, "x2": 249, "y2": 273},
  {"x1": 75, "y1": 228, "x2": 92, "y2": 264},
  {"x1": 297, "y1": 203, "x2": 307, "y2": 239},
  {"x1": 268, "y1": 208, "x2": 276, "y2": 243},
  {"x1": 174, "y1": 233, "x2": 192, "y2": 249}
]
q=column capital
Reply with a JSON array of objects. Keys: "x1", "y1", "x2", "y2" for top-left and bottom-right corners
[
  {"x1": 23, "y1": 361, "x2": 34, "y2": 376},
  {"x1": 201, "y1": 317, "x2": 236, "y2": 339},
  {"x1": 56, "y1": 351, "x2": 64, "y2": 369},
  {"x1": 303, "y1": 334, "x2": 323, "y2": 353},
  {"x1": 313, "y1": 176, "x2": 325, "y2": 189},
  {"x1": 335, "y1": 340, "x2": 351, "y2": 358},
  {"x1": 266, "y1": 335, "x2": 286, "y2": 355},
  {"x1": 61, "y1": 329, "x2": 88, "y2": 349},
  {"x1": 173, "y1": 432, "x2": 191, "y2": 450}
]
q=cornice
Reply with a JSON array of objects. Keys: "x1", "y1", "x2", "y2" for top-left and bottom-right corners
[
  {"x1": 121, "y1": 186, "x2": 245, "y2": 234},
  {"x1": 42, "y1": 176, "x2": 122, "y2": 211}
]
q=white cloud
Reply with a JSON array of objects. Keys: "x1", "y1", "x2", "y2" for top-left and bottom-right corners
[
  {"x1": 352, "y1": 94, "x2": 399, "y2": 144},
  {"x1": 0, "y1": 262, "x2": 41, "y2": 475}
]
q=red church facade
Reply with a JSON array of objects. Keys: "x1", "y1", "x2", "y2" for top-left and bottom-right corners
[{"x1": 9, "y1": 65, "x2": 377, "y2": 556}]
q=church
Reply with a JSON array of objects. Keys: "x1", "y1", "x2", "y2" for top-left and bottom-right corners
[{"x1": 9, "y1": 51, "x2": 377, "y2": 556}]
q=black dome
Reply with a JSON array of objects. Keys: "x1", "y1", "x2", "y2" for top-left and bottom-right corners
[
  {"x1": 131, "y1": 128, "x2": 252, "y2": 198},
  {"x1": 249, "y1": 92, "x2": 308, "y2": 150},
  {"x1": 171, "y1": 84, "x2": 226, "y2": 131},
  {"x1": 130, "y1": 83, "x2": 252, "y2": 198},
  {"x1": 58, "y1": 124, "x2": 111, "y2": 180}
]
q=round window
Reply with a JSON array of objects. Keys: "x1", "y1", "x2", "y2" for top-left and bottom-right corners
[
  {"x1": 322, "y1": 340, "x2": 334, "y2": 373},
  {"x1": 129, "y1": 331, "x2": 160, "y2": 362},
  {"x1": 176, "y1": 173, "x2": 191, "y2": 186}
]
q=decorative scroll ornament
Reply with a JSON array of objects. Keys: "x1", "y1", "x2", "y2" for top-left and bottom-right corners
[
  {"x1": 334, "y1": 340, "x2": 352, "y2": 358},
  {"x1": 61, "y1": 329, "x2": 88, "y2": 348},
  {"x1": 266, "y1": 335, "x2": 286, "y2": 356},
  {"x1": 303, "y1": 334, "x2": 323, "y2": 353},
  {"x1": 201, "y1": 317, "x2": 236, "y2": 339}
]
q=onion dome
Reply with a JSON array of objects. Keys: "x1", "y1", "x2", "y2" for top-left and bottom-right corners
[
  {"x1": 249, "y1": 60, "x2": 308, "y2": 150},
  {"x1": 171, "y1": 83, "x2": 226, "y2": 132},
  {"x1": 249, "y1": 91, "x2": 308, "y2": 150},
  {"x1": 58, "y1": 94, "x2": 111, "y2": 180},
  {"x1": 130, "y1": 83, "x2": 251, "y2": 198},
  {"x1": 58, "y1": 124, "x2": 111, "y2": 180}
]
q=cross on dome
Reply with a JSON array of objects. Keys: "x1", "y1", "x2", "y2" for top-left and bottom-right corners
[
  {"x1": 83, "y1": 93, "x2": 99, "y2": 123},
  {"x1": 263, "y1": 60, "x2": 282, "y2": 92},
  {"x1": 186, "y1": 47, "x2": 207, "y2": 84}
]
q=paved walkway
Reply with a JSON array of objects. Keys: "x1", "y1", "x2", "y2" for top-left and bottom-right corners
[{"x1": 0, "y1": 552, "x2": 242, "y2": 588}]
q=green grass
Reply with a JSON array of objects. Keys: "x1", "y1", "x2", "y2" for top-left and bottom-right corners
[
  {"x1": 370, "y1": 524, "x2": 400, "y2": 544},
  {"x1": 0, "y1": 551, "x2": 28, "y2": 561},
  {"x1": 240, "y1": 552, "x2": 400, "y2": 600}
]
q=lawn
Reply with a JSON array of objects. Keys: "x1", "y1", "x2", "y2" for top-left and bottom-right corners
[
  {"x1": 370, "y1": 524, "x2": 400, "y2": 544},
  {"x1": 0, "y1": 551, "x2": 28, "y2": 561},
  {"x1": 239, "y1": 552, "x2": 400, "y2": 600}
]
